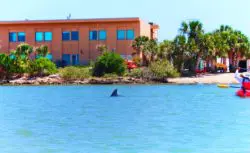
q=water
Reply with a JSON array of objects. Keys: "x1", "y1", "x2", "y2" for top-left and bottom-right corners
[{"x1": 0, "y1": 85, "x2": 250, "y2": 153}]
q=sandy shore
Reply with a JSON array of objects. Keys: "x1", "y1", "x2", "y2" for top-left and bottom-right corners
[{"x1": 168, "y1": 73, "x2": 239, "y2": 84}]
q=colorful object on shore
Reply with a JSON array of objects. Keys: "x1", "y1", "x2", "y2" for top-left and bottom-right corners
[
  {"x1": 215, "y1": 63, "x2": 227, "y2": 72},
  {"x1": 125, "y1": 60, "x2": 137, "y2": 70}
]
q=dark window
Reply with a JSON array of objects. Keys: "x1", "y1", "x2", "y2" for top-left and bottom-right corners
[
  {"x1": 18, "y1": 32, "x2": 26, "y2": 42},
  {"x1": 44, "y1": 32, "x2": 52, "y2": 41},
  {"x1": 99, "y1": 30, "x2": 107, "y2": 40},
  {"x1": 72, "y1": 54, "x2": 80, "y2": 65},
  {"x1": 62, "y1": 54, "x2": 71, "y2": 66},
  {"x1": 71, "y1": 31, "x2": 79, "y2": 41},
  {"x1": 89, "y1": 31, "x2": 98, "y2": 40},
  {"x1": 117, "y1": 30, "x2": 125, "y2": 40},
  {"x1": 9, "y1": 32, "x2": 17, "y2": 42},
  {"x1": 126, "y1": 30, "x2": 135, "y2": 40},
  {"x1": 62, "y1": 31, "x2": 70, "y2": 41}
]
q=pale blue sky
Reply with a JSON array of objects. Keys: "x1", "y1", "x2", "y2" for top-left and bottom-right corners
[{"x1": 0, "y1": 0, "x2": 249, "y2": 41}]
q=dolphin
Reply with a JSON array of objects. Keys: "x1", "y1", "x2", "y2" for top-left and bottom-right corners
[{"x1": 110, "y1": 89, "x2": 119, "y2": 97}]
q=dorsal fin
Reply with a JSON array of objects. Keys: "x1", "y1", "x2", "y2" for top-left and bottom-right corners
[{"x1": 110, "y1": 89, "x2": 118, "y2": 97}]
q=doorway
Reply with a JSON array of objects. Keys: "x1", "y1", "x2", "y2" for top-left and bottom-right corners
[
  {"x1": 72, "y1": 54, "x2": 79, "y2": 66},
  {"x1": 238, "y1": 60, "x2": 247, "y2": 72}
]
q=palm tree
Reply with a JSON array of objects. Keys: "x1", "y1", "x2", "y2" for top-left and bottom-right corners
[
  {"x1": 96, "y1": 44, "x2": 108, "y2": 54},
  {"x1": 142, "y1": 39, "x2": 158, "y2": 64},
  {"x1": 213, "y1": 26, "x2": 250, "y2": 70},
  {"x1": 132, "y1": 36, "x2": 149, "y2": 55},
  {"x1": 172, "y1": 35, "x2": 189, "y2": 72},
  {"x1": 158, "y1": 40, "x2": 173, "y2": 61},
  {"x1": 15, "y1": 43, "x2": 33, "y2": 61},
  {"x1": 132, "y1": 36, "x2": 150, "y2": 64},
  {"x1": 179, "y1": 21, "x2": 205, "y2": 71},
  {"x1": 233, "y1": 31, "x2": 250, "y2": 66},
  {"x1": 36, "y1": 45, "x2": 49, "y2": 57}
]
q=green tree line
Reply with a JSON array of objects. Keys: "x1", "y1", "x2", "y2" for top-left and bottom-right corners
[{"x1": 132, "y1": 21, "x2": 250, "y2": 73}]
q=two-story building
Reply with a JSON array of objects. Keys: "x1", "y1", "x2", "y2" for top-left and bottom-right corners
[{"x1": 0, "y1": 17, "x2": 159, "y2": 65}]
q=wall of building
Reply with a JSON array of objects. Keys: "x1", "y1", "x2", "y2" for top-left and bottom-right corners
[
  {"x1": 0, "y1": 18, "x2": 158, "y2": 65},
  {"x1": 139, "y1": 20, "x2": 151, "y2": 38}
]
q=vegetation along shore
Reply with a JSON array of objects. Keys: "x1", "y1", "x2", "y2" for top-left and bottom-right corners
[{"x1": 0, "y1": 21, "x2": 249, "y2": 85}]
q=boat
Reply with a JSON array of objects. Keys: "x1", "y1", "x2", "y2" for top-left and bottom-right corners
[{"x1": 236, "y1": 82, "x2": 250, "y2": 97}]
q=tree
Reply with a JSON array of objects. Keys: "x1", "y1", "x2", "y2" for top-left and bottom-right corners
[
  {"x1": 213, "y1": 25, "x2": 250, "y2": 70},
  {"x1": 179, "y1": 20, "x2": 205, "y2": 71},
  {"x1": 36, "y1": 45, "x2": 49, "y2": 57},
  {"x1": 142, "y1": 39, "x2": 158, "y2": 64},
  {"x1": 132, "y1": 36, "x2": 149, "y2": 55},
  {"x1": 158, "y1": 40, "x2": 174, "y2": 61},
  {"x1": 172, "y1": 35, "x2": 189, "y2": 72},
  {"x1": 8, "y1": 43, "x2": 33, "y2": 73},
  {"x1": 14, "y1": 43, "x2": 33, "y2": 61},
  {"x1": 132, "y1": 36, "x2": 158, "y2": 65},
  {"x1": 96, "y1": 44, "x2": 108, "y2": 53}
]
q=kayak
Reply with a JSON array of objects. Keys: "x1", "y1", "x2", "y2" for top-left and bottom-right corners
[
  {"x1": 236, "y1": 82, "x2": 250, "y2": 97},
  {"x1": 236, "y1": 89, "x2": 250, "y2": 97},
  {"x1": 217, "y1": 84, "x2": 229, "y2": 88}
]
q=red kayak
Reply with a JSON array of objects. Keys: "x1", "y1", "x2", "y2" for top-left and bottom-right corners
[{"x1": 236, "y1": 82, "x2": 250, "y2": 97}]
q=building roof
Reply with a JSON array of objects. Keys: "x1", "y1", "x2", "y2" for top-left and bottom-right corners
[{"x1": 0, "y1": 17, "x2": 141, "y2": 25}]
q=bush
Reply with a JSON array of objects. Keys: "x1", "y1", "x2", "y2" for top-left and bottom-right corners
[
  {"x1": 30, "y1": 58, "x2": 57, "y2": 76},
  {"x1": 92, "y1": 51, "x2": 126, "y2": 77},
  {"x1": 59, "y1": 66, "x2": 91, "y2": 80},
  {"x1": 126, "y1": 68, "x2": 143, "y2": 78},
  {"x1": 103, "y1": 73, "x2": 119, "y2": 78},
  {"x1": 149, "y1": 60, "x2": 179, "y2": 80}
]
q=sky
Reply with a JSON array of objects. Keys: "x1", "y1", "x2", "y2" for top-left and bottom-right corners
[{"x1": 0, "y1": 0, "x2": 250, "y2": 41}]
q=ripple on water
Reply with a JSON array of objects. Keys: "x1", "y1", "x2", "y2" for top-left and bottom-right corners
[{"x1": 16, "y1": 129, "x2": 33, "y2": 137}]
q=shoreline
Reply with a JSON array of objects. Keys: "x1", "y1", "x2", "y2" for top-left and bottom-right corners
[{"x1": 0, "y1": 73, "x2": 240, "y2": 86}]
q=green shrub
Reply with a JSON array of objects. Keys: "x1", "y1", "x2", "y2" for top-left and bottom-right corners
[
  {"x1": 59, "y1": 66, "x2": 91, "y2": 80},
  {"x1": 92, "y1": 51, "x2": 126, "y2": 77},
  {"x1": 149, "y1": 60, "x2": 179, "y2": 80},
  {"x1": 126, "y1": 68, "x2": 143, "y2": 78},
  {"x1": 7, "y1": 58, "x2": 30, "y2": 74},
  {"x1": 30, "y1": 58, "x2": 57, "y2": 76},
  {"x1": 103, "y1": 73, "x2": 119, "y2": 78}
]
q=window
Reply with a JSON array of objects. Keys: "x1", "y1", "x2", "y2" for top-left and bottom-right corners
[
  {"x1": 36, "y1": 32, "x2": 43, "y2": 42},
  {"x1": 46, "y1": 53, "x2": 53, "y2": 60},
  {"x1": 9, "y1": 32, "x2": 17, "y2": 42},
  {"x1": 18, "y1": 32, "x2": 26, "y2": 42},
  {"x1": 117, "y1": 30, "x2": 125, "y2": 40},
  {"x1": 71, "y1": 31, "x2": 79, "y2": 41},
  {"x1": 62, "y1": 54, "x2": 71, "y2": 66},
  {"x1": 126, "y1": 30, "x2": 134, "y2": 40},
  {"x1": 72, "y1": 54, "x2": 80, "y2": 65},
  {"x1": 89, "y1": 31, "x2": 97, "y2": 40},
  {"x1": 36, "y1": 32, "x2": 52, "y2": 42},
  {"x1": 44, "y1": 32, "x2": 52, "y2": 41},
  {"x1": 99, "y1": 30, "x2": 107, "y2": 40},
  {"x1": 62, "y1": 31, "x2": 70, "y2": 41}
]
